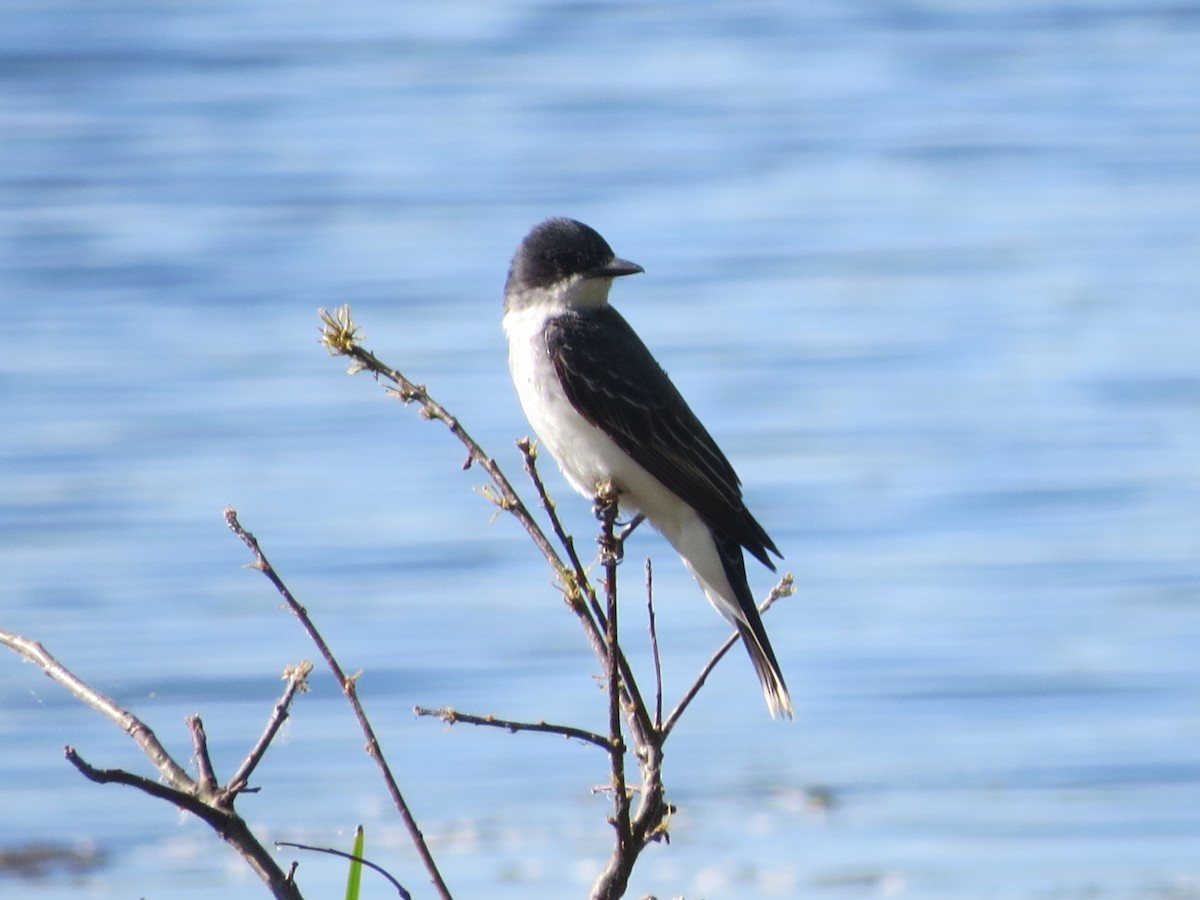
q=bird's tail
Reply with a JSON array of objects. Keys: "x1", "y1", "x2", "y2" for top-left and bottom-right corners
[
  {"x1": 671, "y1": 521, "x2": 794, "y2": 719},
  {"x1": 736, "y1": 619, "x2": 795, "y2": 720},
  {"x1": 709, "y1": 530, "x2": 794, "y2": 719}
]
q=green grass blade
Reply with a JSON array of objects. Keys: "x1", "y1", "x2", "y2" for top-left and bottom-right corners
[{"x1": 343, "y1": 826, "x2": 365, "y2": 900}]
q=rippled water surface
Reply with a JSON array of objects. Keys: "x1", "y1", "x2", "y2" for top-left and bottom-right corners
[{"x1": 2, "y1": 1, "x2": 1198, "y2": 898}]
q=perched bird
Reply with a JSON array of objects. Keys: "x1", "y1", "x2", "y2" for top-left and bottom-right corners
[{"x1": 502, "y1": 217, "x2": 792, "y2": 719}]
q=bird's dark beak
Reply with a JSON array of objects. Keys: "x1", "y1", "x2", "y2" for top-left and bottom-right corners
[{"x1": 585, "y1": 257, "x2": 644, "y2": 280}]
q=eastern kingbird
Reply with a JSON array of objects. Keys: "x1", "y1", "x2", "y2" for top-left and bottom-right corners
[{"x1": 502, "y1": 217, "x2": 793, "y2": 719}]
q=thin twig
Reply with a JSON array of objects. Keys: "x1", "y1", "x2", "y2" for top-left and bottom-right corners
[
  {"x1": 617, "y1": 514, "x2": 645, "y2": 543},
  {"x1": 60, "y1": 745, "x2": 302, "y2": 899},
  {"x1": 63, "y1": 747, "x2": 226, "y2": 835},
  {"x1": 596, "y1": 482, "x2": 632, "y2": 855},
  {"x1": 320, "y1": 306, "x2": 564, "y2": 581},
  {"x1": 224, "y1": 661, "x2": 313, "y2": 801},
  {"x1": 517, "y1": 440, "x2": 656, "y2": 743},
  {"x1": 0, "y1": 631, "x2": 193, "y2": 789},
  {"x1": 517, "y1": 437, "x2": 597, "y2": 615},
  {"x1": 414, "y1": 706, "x2": 614, "y2": 751},
  {"x1": 644, "y1": 558, "x2": 663, "y2": 731},
  {"x1": 188, "y1": 716, "x2": 219, "y2": 794},
  {"x1": 64, "y1": 743, "x2": 308, "y2": 896},
  {"x1": 275, "y1": 842, "x2": 411, "y2": 899},
  {"x1": 225, "y1": 507, "x2": 455, "y2": 900}
]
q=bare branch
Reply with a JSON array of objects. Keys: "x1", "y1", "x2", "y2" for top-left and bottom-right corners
[
  {"x1": 595, "y1": 482, "x2": 632, "y2": 853},
  {"x1": 320, "y1": 306, "x2": 567, "y2": 582},
  {"x1": 0, "y1": 631, "x2": 192, "y2": 791},
  {"x1": 517, "y1": 440, "x2": 656, "y2": 745},
  {"x1": 275, "y1": 841, "x2": 411, "y2": 899},
  {"x1": 188, "y1": 716, "x2": 220, "y2": 794},
  {"x1": 224, "y1": 661, "x2": 313, "y2": 802},
  {"x1": 225, "y1": 507, "x2": 454, "y2": 900},
  {"x1": 0, "y1": 629, "x2": 306, "y2": 899},
  {"x1": 617, "y1": 514, "x2": 645, "y2": 543},
  {"x1": 517, "y1": 436, "x2": 598, "y2": 616},
  {"x1": 644, "y1": 558, "x2": 663, "y2": 731},
  {"x1": 414, "y1": 706, "x2": 613, "y2": 751}
]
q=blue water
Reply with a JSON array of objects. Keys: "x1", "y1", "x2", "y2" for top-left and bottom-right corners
[{"x1": 2, "y1": 1, "x2": 1199, "y2": 897}]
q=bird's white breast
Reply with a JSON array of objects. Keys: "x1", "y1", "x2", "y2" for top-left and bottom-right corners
[
  {"x1": 504, "y1": 305, "x2": 613, "y2": 494},
  {"x1": 503, "y1": 302, "x2": 740, "y2": 632},
  {"x1": 502, "y1": 305, "x2": 693, "y2": 536}
]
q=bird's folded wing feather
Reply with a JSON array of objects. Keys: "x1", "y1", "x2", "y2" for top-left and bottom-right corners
[{"x1": 544, "y1": 307, "x2": 780, "y2": 567}]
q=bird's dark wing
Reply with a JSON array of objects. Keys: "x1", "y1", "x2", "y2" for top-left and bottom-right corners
[{"x1": 544, "y1": 306, "x2": 780, "y2": 567}]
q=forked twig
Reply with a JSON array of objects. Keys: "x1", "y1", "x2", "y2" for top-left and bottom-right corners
[
  {"x1": 1, "y1": 629, "x2": 307, "y2": 900},
  {"x1": 321, "y1": 305, "x2": 659, "y2": 748},
  {"x1": 225, "y1": 508, "x2": 454, "y2": 900}
]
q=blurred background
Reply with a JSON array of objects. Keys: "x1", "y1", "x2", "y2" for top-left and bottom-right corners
[{"x1": 2, "y1": 1, "x2": 1198, "y2": 897}]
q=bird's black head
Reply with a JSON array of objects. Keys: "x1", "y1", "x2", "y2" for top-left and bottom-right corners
[{"x1": 505, "y1": 217, "x2": 643, "y2": 295}]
